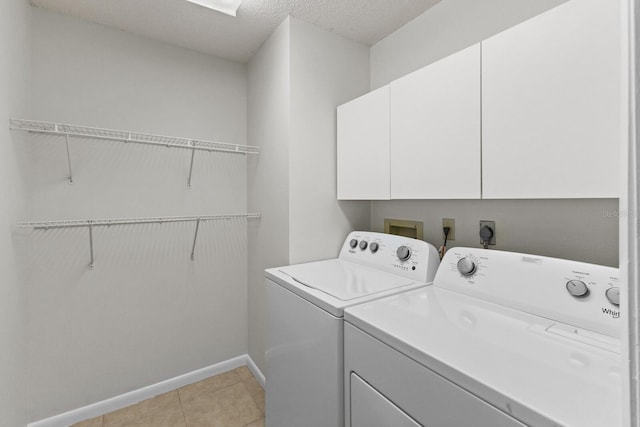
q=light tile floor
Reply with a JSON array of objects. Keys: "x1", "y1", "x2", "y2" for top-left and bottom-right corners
[{"x1": 71, "y1": 366, "x2": 265, "y2": 427}]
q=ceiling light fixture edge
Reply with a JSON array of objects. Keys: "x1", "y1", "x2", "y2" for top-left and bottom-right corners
[{"x1": 184, "y1": 0, "x2": 242, "y2": 17}]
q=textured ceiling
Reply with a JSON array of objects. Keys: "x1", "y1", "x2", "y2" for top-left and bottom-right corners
[{"x1": 30, "y1": 0, "x2": 442, "y2": 63}]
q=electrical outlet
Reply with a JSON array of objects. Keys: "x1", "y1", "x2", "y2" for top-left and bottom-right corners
[
  {"x1": 442, "y1": 218, "x2": 455, "y2": 241},
  {"x1": 479, "y1": 220, "x2": 496, "y2": 246}
]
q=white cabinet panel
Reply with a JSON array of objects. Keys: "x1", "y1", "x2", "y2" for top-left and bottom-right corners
[
  {"x1": 390, "y1": 44, "x2": 481, "y2": 199},
  {"x1": 482, "y1": 0, "x2": 622, "y2": 199},
  {"x1": 337, "y1": 86, "x2": 390, "y2": 200}
]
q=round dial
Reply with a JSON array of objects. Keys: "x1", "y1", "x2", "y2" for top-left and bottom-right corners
[
  {"x1": 349, "y1": 239, "x2": 358, "y2": 249},
  {"x1": 457, "y1": 257, "x2": 477, "y2": 277},
  {"x1": 370, "y1": 242, "x2": 379, "y2": 253},
  {"x1": 566, "y1": 280, "x2": 589, "y2": 297},
  {"x1": 359, "y1": 240, "x2": 368, "y2": 250},
  {"x1": 605, "y1": 287, "x2": 620, "y2": 306},
  {"x1": 396, "y1": 246, "x2": 412, "y2": 262}
]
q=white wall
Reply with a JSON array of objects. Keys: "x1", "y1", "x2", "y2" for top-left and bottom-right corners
[
  {"x1": 371, "y1": 0, "x2": 569, "y2": 89},
  {"x1": 247, "y1": 19, "x2": 291, "y2": 374},
  {"x1": 247, "y1": 17, "x2": 371, "y2": 373},
  {"x1": 28, "y1": 8, "x2": 248, "y2": 422},
  {"x1": 0, "y1": 1, "x2": 31, "y2": 426},
  {"x1": 288, "y1": 18, "x2": 370, "y2": 264},
  {"x1": 372, "y1": 199, "x2": 618, "y2": 266},
  {"x1": 369, "y1": 0, "x2": 619, "y2": 267}
]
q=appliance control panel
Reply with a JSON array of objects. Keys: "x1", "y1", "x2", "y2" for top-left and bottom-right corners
[
  {"x1": 339, "y1": 231, "x2": 440, "y2": 283},
  {"x1": 436, "y1": 248, "x2": 621, "y2": 338}
]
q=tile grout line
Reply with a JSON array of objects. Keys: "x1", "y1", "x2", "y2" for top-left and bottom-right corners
[
  {"x1": 240, "y1": 372, "x2": 265, "y2": 425},
  {"x1": 243, "y1": 386, "x2": 263, "y2": 425},
  {"x1": 176, "y1": 388, "x2": 188, "y2": 427}
]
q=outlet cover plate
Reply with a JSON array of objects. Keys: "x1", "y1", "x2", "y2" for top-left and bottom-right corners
[
  {"x1": 479, "y1": 220, "x2": 496, "y2": 245},
  {"x1": 442, "y1": 218, "x2": 455, "y2": 241}
]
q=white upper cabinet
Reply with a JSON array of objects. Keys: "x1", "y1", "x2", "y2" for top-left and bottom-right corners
[
  {"x1": 390, "y1": 44, "x2": 481, "y2": 199},
  {"x1": 337, "y1": 85, "x2": 390, "y2": 200},
  {"x1": 482, "y1": 0, "x2": 622, "y2": 199}
]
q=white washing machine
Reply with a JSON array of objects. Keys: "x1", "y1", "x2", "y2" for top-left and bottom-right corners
[
  {"x1": 265, "y1": 231, "x2": 440, "y2": 427},
  {"x1": 344, "y1": 247, "x2": 622, "y2": 427}
]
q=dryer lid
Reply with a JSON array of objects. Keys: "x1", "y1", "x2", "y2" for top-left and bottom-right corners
[{"x1": 279, "y1": 259, "x2": 415, "y2": 301}]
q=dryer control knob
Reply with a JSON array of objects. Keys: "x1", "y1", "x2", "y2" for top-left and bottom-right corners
[
  {"x1": 566, "y1": 280, "x2": 589, "y2": 297},
  {"x1": 370, "y1": 242, "x2": 379, "y2": 253},
  {"x1": 457, "y1": 257, "x2": 477, "y2": 277},
  {"x1": 396, "y1": 246, "x2": 412, "y2": 261},
  {"x1": 349, "y1": 239, "x2": 358, "y2": 249},
  {"x1": 605, "y1": 287, "x2": 620, "y2": 306},
  {"x1": 359, "y1": 240, "x2": 368, "y2": 250}
]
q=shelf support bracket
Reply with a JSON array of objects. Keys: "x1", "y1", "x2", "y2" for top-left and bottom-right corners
[
  {"x1": 190, "y1": 218, "x2": 201, "y2": 260},
  {"x1": 65, "y1": 134, "x2": 73, "y2": 184},
  {"x1": 187, "y1": 141, "x2": 196, "y2": 188},
  {"x1": 88, "y1": 221, "x2": 94, "y2": 270}
]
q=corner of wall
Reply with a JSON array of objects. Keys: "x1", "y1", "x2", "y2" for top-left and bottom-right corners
[
  {"x1": 247, "y1": 16, "x2": 292, "y2": 373},
  {"x1": 287, "y1": 17, "x2": 371, "y2": 264},
  {"x1": 0, "y1": 1, "x2": 31, "y2": 425}
]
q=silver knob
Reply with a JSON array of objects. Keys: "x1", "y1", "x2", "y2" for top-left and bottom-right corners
[
  {"x1": 457, "y1": 257, "x2": 477, "y2": 276},
  {"x1": 349, "y1": 239, "x2": 358, "y2": 248},
  {"x1": 370, "y1": 242, "x2": 379, "y2": 253},
  {"x1": 605, "y1": 287, "x2": 620, "y2": 306},
  {"x1": 359, "y1": 240, "x2": 368, "y2": 250},
  {"x1": 396, "y1": 246, "x2": 412, "y2": 261},
  {"x1": 566, "y1": 280, "x2": 589, "y2": 297}
]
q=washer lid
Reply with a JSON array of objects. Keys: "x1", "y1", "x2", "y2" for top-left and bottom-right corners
[{"x1": 279, "y1": 259, "x2": 415, "y2": 301}]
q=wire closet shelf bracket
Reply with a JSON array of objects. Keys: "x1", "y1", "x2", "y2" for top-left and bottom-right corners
[
  {"x1": 9, "y1": 119, "x2": 261, "y2": 188},
  {"x1": 18, "y1": 213, "x2": 262, "y2": 270}
]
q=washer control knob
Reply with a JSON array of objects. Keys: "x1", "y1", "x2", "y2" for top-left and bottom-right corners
[
  {"x1": 359, "y1": 240, "x2": 368, "y2": 250},
  {"x1": 396, "y1": 246, "x2": 412, "y2": 261},
  {"x1": 605, "y1": 287, "x2": 620, "y2": 306},
  {"x1": 457, "y1": 257, "x2": 477, "y2": 277},
  {"x1": 566, "y1": 280, "x2": 589, "y2": 297},
  {"x1": 370, "y1": 242, "x2": 379, "y2": 253},
  {"x1": 349, "y1": 239, "x2": 358, "y2": 249}
]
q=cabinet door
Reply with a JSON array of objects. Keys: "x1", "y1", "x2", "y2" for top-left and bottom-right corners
[
  {"x1": 390, "y1": 44, "x2": 481, "y2": 199},
  {"x1": 482, "y1": 0, "x2": 622, "y2": 198},
  {"x1": 337, "y1": 86, "x2": 390, "y2": 200}
]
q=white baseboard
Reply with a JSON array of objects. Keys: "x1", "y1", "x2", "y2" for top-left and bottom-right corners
[
  {"x1": 245, "y1": 353, "x2": 265, "y2": 388},
  {"x1": 29, "y1": 354, "x2": 265, "y2": 427}
]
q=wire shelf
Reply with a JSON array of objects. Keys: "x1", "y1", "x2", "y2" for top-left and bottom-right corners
[
  {"x1": 18, "y1": 213, "x2": 261, "y2": 269},
  {"x1": 10, "y1": 118, "x2": 259, "y2": 186},
  {"x1": 17, "y1": 213, "x2": 262, "y2": 229},
  {"x1": 10, "y1": 119, "x2": 260, "y2": 155}
]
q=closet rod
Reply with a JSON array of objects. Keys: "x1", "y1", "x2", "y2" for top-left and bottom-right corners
[{"x1": 9, "y1": 119, "x2": 260, "y2": 155}]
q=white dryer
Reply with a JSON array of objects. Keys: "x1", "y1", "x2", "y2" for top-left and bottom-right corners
[
  {"x1": 344, "y1": 248, "x2": 621, "y2": 427},
  {"x1": 265, "y1": 231, "x2": 440, "y2": 427}
]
